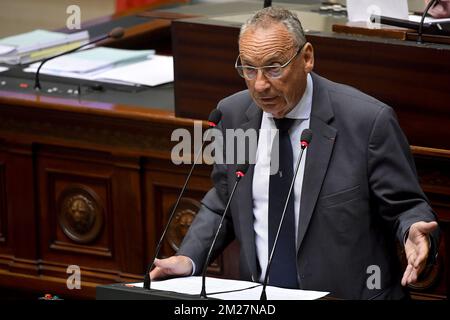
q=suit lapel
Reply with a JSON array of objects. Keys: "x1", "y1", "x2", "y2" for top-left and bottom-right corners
[
  {"x1": 297, "y1": 74, "x2": 337, "y2": 252},
  {"x1": 235, "y1": 102, "x2": 262, "y2": 279}
]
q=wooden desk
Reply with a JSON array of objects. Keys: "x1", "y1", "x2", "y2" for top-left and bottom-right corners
[{"x1": 0, "y1": 86, "x2": 243, "y2": 298}]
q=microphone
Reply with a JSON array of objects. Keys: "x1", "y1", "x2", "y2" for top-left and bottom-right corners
[
  {"x1": 143, "y1": 109, "x2": 222, "y2": 290},
  {"x1": 200, "y1": 162, "x2": 250, "y2": 299},
  {"x1": 260, "y1": 128, "x2": 313, "y2": 301},
  {"x1": 34, "y1": 27, "x2": 125, "y2": 91},
  {"x1": 418, "y1": 0, "x2": 440, "y2": 43},
  {"x1": 264, "y1": 0, "x2": 272, "y2": 8}
]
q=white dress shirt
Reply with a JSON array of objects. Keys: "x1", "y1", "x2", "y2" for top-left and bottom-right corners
[{"x1": 252, "y1": 73, "x2": 313, "y2": 282}]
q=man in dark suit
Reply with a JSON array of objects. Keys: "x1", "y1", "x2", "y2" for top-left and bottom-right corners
[{"x1": 150, "y1": 7, "x2": 439, "y2": 299}]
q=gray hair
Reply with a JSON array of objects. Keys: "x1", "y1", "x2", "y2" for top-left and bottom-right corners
[{"x1": 239, "y1": 7, "x2": 306, "y2": 48}]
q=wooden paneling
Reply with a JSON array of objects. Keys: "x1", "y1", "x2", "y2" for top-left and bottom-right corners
[
  {"x1": 0, "y1": 90, "x2": 241, "y2": 297},
  {"x1": 0, "y1": 141, "x2": 37, "y2": 276},
  {"x1": 310, "y1": 34, "x2": 450, "y2": 150},
  {"x1": 143, "y1": 158, "x2": 211, "y2": 258},
  {"x1": 37, "y1": 146, "x2": 115, "y2": 264},
  {"x1": 142, "y1": 157, "x2": 239, "y2": 279},
  {"x1": 172, "y1": 21, "x2": 245, "y2": 119}
]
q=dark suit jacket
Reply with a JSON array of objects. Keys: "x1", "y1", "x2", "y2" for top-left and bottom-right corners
[{"x1": 177, "y1": 73, "x2": 439, "y2": 299}]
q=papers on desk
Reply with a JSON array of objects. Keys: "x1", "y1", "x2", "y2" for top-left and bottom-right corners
[
  {"x1": 0, "y1": 29, "x2": 89, "y2": 65},
  {"x1": 130, "y1": 276, "x2": 329, "y2": 300},
  {"x1": 26, "y1": 47, "x2": 154, "y2": 74},
  {"x1": 23, "y1": 47, "x2": 173, "y2": 87},
  {"x1": 94, "y1": 55, "x2": 174, "y2": 86}
]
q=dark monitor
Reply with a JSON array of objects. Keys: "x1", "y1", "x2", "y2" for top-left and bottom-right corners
[{"x1": 371, "y1": 14, "x2": 450, "y2": 36}]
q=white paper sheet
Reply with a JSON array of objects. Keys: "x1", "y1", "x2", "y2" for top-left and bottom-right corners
[
  {"x1": 0, "y1": 45, "x2": 15, "y2": 55},
  {"x1": 128, "y1": 276, "x2": 329, "y2": 300},
  {"x1": 23, "y1": 54, "x2": 172, "y2": 87},
  {"x1": 210, "y1": 285, "x2": 329, "y2": 300},
  {"x1": 346, "y1": 0, "x2": 409, "y2": 22},
  {"x1": 26, "y1": 47, "x2": 154, "y2": 74},
  {"x1": 93, "y1": 55, "x2": 173, "y2": 87}
]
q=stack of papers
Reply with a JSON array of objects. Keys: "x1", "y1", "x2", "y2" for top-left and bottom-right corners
[
  {"x1": 26, "y1": 47, "x2": 154, "y2": 75},
  {"x1": 94, "y1": 55, "x2": 174, "y2": 86},
  {"x1": 0, "y1": 29, "x2": 89, "y2": 65},
  {"x1": 130, "y1": 276, "x2": 329, "y2": 300},
  {"x1": 24, "y1": 47, "x2": 174, "y2": 87}
]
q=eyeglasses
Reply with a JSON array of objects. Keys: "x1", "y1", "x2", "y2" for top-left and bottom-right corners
[{"x1": 235, "y1": 44, "x2": 304, "y2": 80}]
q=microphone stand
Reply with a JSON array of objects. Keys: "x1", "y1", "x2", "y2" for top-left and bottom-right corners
[
  {"x1": 34, "y1": 28, "x2": 124, "y2": 91},
  {"x1": 264, "y1": 0, "x2": 272, "y2": 8},
  {"x1": 418, "y1": 0, "x2": 440, "y2": 44},
  {"x1": 200, "y1": 165, "x2": 248, "y2": 299},
  {"x1": 143, "y1": 112, "x2": 221, "y2": 290}
]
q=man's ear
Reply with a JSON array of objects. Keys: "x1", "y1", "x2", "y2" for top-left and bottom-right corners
[{"x1": 302, "y1": 42, "x2": 314, "y2": 73}]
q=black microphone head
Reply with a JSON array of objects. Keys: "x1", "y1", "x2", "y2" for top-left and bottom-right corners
[
  {"x1": 235, "y1": 162, "x2": 249, "y2": 178},
  {"x1": 207, "y1": 109, "x2": 222, "y2": 127},
  {"x1": 109, "y1": 27, "x2": 125, "y2": 39},
  {"x1": 300, "y1": 129, "x2": 313, "y2": 149},
  {"x1": 263, "y1": 0, "x2": 272, "y2": 8}
]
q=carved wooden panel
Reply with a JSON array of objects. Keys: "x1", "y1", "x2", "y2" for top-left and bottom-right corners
[
  {"x1": 143, "y1": 158, "x2": 209, "y2": 256},
  {"x1": 46, "y1": 172, "x2": 112, "y2": 257},
  {"x1": 166, "y1": 197, "x2": 201, "y2": 252},
  {"x1": 36, "y1": 145, "x2": 119, "y2": 278},
  {"x1": 0, "y1": 141, "x2": 36, "y2": 275},
  {"x1": 143, "y1": 157, "x2": 240, "y2": 279}
]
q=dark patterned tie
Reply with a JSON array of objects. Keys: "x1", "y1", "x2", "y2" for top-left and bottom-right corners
[{"x1": 268, "y1": 117, "x2": 298, "y2": 288}]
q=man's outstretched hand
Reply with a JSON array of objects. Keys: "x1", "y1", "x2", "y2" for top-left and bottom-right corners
[
  {"x1": 149, "y1": 255, "x2": 193, "y2": 281},
  {"x1": 401, "y1": 221, "x2": 438, "y2": 286}
]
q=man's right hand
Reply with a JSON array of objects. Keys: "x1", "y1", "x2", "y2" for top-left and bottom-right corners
[{"x1": 149, "y1": 255, "x2": 193, "y2": 281}]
